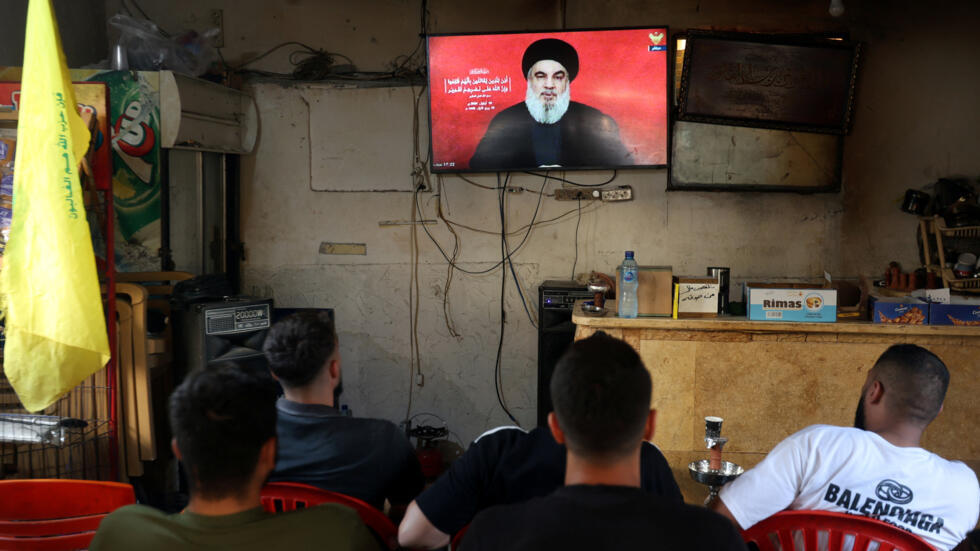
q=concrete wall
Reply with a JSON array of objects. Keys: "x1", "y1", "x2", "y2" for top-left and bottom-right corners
[
  {"x1": 840, "y1": 1, "x2": 980, "y2": 274},
  {"x1": 90, "y1": 0, "x2": 979, "y2": 444},
  {"x1": 0, "y1": 0, "x2": 106, "y2": 67}
]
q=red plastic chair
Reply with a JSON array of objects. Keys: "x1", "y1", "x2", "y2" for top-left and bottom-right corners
[
  {"x1": 450, "y1": 523, "x2": 470, "y2": 550},
  {"x1": 261, "y1": 482, "x2": 398, "y2": 550},
  {"x1": 0, "y1": 479, "x2": 135, "y2": 550},
  {"x1": 742, "y1": 510, "x2": 935, "y2": 551}
]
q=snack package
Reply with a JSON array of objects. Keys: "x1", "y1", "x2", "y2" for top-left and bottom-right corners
[
  {"x1": 0, "y1": 205, "x2": 12, "y2": 249},
  {"x1": 0, "y1": 137, "x2": 14, "y2": 168},
  {"x1": 869, "y1": 295, "x2": 929, "y2": 325}
]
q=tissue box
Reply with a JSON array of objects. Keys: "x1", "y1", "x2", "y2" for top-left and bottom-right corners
[
  {"x1": 870, "y1": 295, "x2": 929, "y2": 324},
  {"x1": 928, "y1": 296, "x2": 980, "y2": 326},
  {"x1": 746, "y1": 283, "x2": 837, "y2": 322}
]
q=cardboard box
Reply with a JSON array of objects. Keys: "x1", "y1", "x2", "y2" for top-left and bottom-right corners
[
  {"x1": 746, "y1": 283, "x2": 837, "y2": 322},
  {"x1": 928, "y1": 296, "x2": 980, "y2": 326},
  {"x1": 638, "y1": 266, "x2": 673, "y2": 317},
  {"x1": 870, "y1": 295, "x2": 929, "y2": 325},
  {"x1": 617, "y1": 265, "x2": 674, "y2": 317}
]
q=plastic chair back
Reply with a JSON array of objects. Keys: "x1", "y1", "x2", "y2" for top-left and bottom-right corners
[
  {"x1": 0, "y1": 479, "x2": 136, "y2": 550},
  {"x1": 451, "y1": 523, "x2": 470, "y2": 550},
  {"x1": 261, "y1": 482, "x2": 398, "y2": 550},
  {"x1": 742, "y1": 510, "x2": 935, "y2": 551}
]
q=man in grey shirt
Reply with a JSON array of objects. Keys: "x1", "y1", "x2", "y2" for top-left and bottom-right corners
[{"x1": 263, "y1": 311, "x2": 424, "y2": 514}]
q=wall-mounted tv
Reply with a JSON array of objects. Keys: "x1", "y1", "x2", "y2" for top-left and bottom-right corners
[{"x1": 427, "y1": 27, "x2": 669, "y2": 173}]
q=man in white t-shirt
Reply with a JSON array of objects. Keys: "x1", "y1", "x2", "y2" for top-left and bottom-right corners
[{"x1": 711, "y1": 344, "x2": 979, "y2": 551}]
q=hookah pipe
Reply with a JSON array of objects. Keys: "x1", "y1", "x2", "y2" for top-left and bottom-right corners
[{"x1": 588, "y1": 271, "x2": 616, "y2": 309}]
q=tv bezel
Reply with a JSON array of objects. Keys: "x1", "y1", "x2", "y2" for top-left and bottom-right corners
[{"x1": 425, "y1": 25, "x2": 671, "y2": 174}]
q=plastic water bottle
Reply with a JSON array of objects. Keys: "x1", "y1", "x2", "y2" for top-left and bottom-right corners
[{"x1": 618, "y1": 251, "x2": 639, "y2": 318}]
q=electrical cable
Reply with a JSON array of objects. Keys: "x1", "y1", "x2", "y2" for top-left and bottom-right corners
[
  {"x1": 231, "y1": 41, "x2": 322, "y2": 70},
  {"x1": 415, "y1": 190, "x2": 523, "y2": 275},
  {"x1": 501, "y1": 174, "x2": 548, "y2": 329},
  {"x1": 405, "y1": 184, "x2": 418, "y2": 420},
  {"x1": 232, "y1": 3, "x2": 425, "y2": 81},
  {"x1": 439, "y1": 198, "x2": 602, "y2": 236},
  {"x1": 506, "y1": 252, "x2": 538, "y2": 329},
  {"x1": 389, "y1": 0, "x2": 428, "y2": 76},
  {"x1": 447, "y1": 430, "x2": 466, "y2": 448},
  {"x1": 525, "y1": 169, "x2": 618, "y2": 187},
  {"x1": 126, "y1": 0, "x2": 170, "y2": 37},
  {"x1": 403, "y1": 36, "x2": 431, "y2": 421},
  {"x1": 289, "y1": 49, "x2": 346, "y2": 81},
  {"x1": 457, "y1": 173, "x2": 501, "y2": 191},
  {"x1": 409, "y1": 412, "x2": 447, "y2": 424},
  {"x1": 495, "y1": 180, "x2": 520, "y2": 426},
  {"x1": 405, "y1": 78, "x2": 431, "y2": 420},
  {"x1": 571, "y1": 198, "x2": 582, "y2": 279},
  {"x1": 434, "y1": 178, "x2": 462, "y2": 338}
]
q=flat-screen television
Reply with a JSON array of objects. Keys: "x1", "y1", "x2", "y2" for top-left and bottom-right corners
[{"x1": 427, "y1": 27, "x2": 669, "y2": 173}]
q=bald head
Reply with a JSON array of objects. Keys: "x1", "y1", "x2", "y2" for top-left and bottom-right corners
[{"x1": 870, "y1": 344, "x2": 949, "y2": 426}]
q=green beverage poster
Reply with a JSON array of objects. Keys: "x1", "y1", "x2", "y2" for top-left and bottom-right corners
[
  {"x1": 86, "y1": 70, "x2": 161, "y2": 271},
  {"x1": 1, "y1": 68, "x2": 163, "y2": 271}
]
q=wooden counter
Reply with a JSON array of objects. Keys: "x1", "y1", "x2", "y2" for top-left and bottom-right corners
[{"x1": 573, "y1": 302, "x2": 980, "y2": 504}]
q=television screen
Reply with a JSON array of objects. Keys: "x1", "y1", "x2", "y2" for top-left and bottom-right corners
[{"x1": 427, "y1": 27, "x2": 669, "y2": 173}]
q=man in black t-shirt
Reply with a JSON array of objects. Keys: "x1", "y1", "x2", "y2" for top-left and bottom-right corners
[
  {"x1": 263, "y1": 312, "x2": 423, "y2": 515},
  {"x1": 456, "y1": 332, "x2": 746, "y2": 551},
  {"x1": 397, "y1": 425, "x2": 681, "y2": 548}
]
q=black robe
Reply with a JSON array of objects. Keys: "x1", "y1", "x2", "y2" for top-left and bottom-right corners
[{"x1": 468, "y1": 101, "x2": 633, "y2": 171}]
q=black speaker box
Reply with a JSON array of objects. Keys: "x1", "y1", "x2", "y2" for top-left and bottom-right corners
[
  {"x1": 172, "y1": 296, "x2": 273, "y2": 382},
  {"x1": 537, "y1": 280, "x2": 594, "y2": 427}
]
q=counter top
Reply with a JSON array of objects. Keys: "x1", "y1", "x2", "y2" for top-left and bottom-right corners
[
  {"x1": 571, "y1": 299, "x2": 980, "y2": 504},
  {"x1": 572, "y1": 300, "x2": 980, "y2": 337}
]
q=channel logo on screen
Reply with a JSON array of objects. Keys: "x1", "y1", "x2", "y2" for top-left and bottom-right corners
[{"x1": 648, "y1": 31, "x2": 667, "y2": 51}]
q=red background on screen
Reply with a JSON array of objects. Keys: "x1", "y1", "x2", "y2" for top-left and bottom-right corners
[{"x1": 428, "y1": 28, "x2": 668, "y2": 171}]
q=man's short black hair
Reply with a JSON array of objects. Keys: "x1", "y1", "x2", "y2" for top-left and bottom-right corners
[
  {"x1": 169, "y1": 362, "x2": 278, "y2": 500},
  {"x1": 549, "y1": 331, "x2": 651, "y2": 461},
  {"x1": 262, "y1": 311, "x2": 337, "y2": 388},
  {"x1": 872, "y1": 344, "x2": 949, "y2": 426}
]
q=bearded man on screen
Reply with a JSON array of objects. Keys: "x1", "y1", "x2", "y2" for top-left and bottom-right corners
[{"x1": 468, "y1": 38, "x2": 633, "y2": 170}]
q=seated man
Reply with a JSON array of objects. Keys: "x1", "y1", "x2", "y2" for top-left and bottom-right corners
[
  {"x1": 91, "y1": 362, "x2": 379, "y2": 550},
  {"x1": 398, "y1": 423, "x2": 682, "y2": 549},
  {"x1": 711, "y1": 344, "x2": 980, "y2": 551},
  {"x1": 263, "y1": 312, "x2": 423, "y2": 513},
  {"x1": 457, "y1": 332, "x2": 745, "y2": 551},
  {"x1": 954, "y1": 529, "x2": 980, "y2": 551}
]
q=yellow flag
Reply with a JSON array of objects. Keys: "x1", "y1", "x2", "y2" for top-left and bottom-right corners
[{"x1": 0, "y1": 0, "x2": 111, "y2": 412}]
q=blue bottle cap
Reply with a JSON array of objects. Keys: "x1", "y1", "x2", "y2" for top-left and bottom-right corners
[{"x1": 625, "y1": 251, "x2": 634, "y2": 259}]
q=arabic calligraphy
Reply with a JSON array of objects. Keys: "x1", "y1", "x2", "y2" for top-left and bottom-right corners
[
  {"x1": 711, "y1": 62, "x2": 824, "y2": 90},
  {"x1": 444, "y1": 71, "x2": 513, "y2": 111},
  {"x1": 679, "y1": 284, "x2": 718, "y2": 302},
  {"x1": 54, "y1": 93, "x2": 78, "y2": 219}
]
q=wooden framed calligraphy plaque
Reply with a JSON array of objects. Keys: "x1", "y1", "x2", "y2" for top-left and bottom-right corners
[{"x1": 677, "y1": 31, "x2": 860, "y2": 135}]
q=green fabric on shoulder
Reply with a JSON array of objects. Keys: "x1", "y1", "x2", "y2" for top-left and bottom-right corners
[{"x1": 90, "y1": 504, "x2": 380, "y2": 551}]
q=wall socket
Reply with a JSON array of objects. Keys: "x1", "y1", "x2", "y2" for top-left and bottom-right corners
[
  {"x1": 553, "y1": 188, "x2": 600, "y2": 201},
  {"x1": 553, "y1": 186, "x2": 633, "y2": 201},
  {"x1": 600, "y1": 185, "x2": 633, "y2": 202}
]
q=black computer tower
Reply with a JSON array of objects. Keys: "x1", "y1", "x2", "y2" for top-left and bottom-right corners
[{"x1": 537, "y1": 280, "x2": 594, "y2": 427}]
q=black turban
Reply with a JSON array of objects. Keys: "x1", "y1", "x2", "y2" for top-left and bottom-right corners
[{"x1": 521, "y1": 38, "x2": 579, "y2": 81}]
